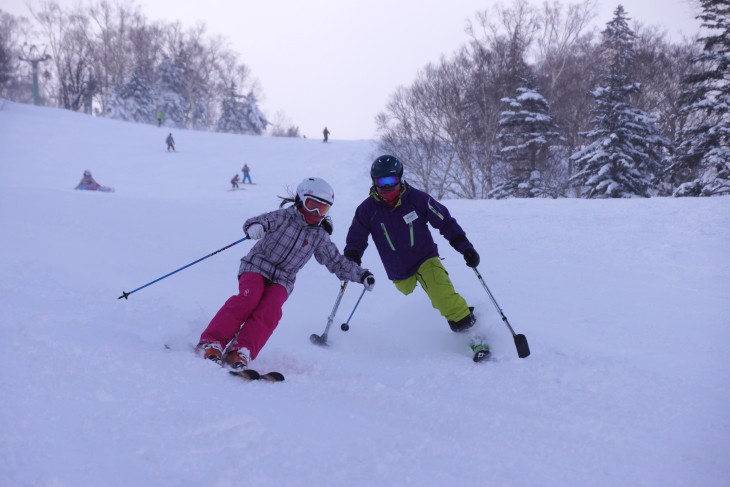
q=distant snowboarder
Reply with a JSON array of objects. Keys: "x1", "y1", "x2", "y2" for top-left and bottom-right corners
[
  {"x1": 322, "y1": 126, "x2": 330, "y2": 143},
  {"x1": 231, "y1": 174, "x2": 240, "y2": 189},
  {"x1": 166, "y1": 133, "x2": 175, "y2": 151},
  {"x1": 242, "y1": 164, "x2": 252, "y2": 184}
]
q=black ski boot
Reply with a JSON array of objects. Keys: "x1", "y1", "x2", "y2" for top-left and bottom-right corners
[{"x1": 448, "y1": 307, "x2": 476, "y2": 332}]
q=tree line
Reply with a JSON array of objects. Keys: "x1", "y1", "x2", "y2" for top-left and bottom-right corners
[
  {"x1": 0, "y1": 1, "x2": 300, "y2": 136},
  {"x1": 2, "y1": 1, "x2": 728, "y2": 197},
  {"x1": 376, "y1": 0, "x2": 729, "y2": 198}
]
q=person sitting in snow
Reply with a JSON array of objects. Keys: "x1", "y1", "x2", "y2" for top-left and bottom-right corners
[
  {"x1": 166, "y1": 133, "x2": 175, "y2": 151},
  {"x1": 231, "y1": 174, "x2": 240, "y2": 189},
  {"x1": 343, "y1": 155, "x2": 488, "y2": 361},
  {"x1": 74, "y1": 170, "x2": 114, "y2": 192},
  {"x1": 196, "y1": 177, "x2": 376, "y2": 370}
]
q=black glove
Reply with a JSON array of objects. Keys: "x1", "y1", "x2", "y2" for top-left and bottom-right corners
[
  {"x1": 463, "y1": 248, "x2": 480, "y2": 268},
  {"x1": 344, "y1": 250, "x2": 362, "y2": 266},
  {"x1": 361, "y1": 271, "x2": 375, "y2": 291},
  {"x1": 321, "y1": 217, "x2": 333, "y2": 235}
]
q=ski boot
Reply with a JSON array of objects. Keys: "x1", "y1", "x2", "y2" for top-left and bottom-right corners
[
  {"x1": 224, "y1": 347, "x2": 251, "y2": 371},
  {"x1": 448, "y1": 307, "x2": 476, "y2": 332},
  {"x1": 196, "y1": 342, "x2": 223, "y2": 364}
]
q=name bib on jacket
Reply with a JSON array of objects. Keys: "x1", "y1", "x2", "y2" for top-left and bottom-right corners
[{"x1": 403, "y1": 211, "x2": 418, "y2": 224}]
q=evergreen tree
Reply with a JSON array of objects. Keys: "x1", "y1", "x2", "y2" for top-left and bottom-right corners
[
  {"x1": 492, "y1": 83, "x2": 563, "y2": 198},
  {"x1": 569, "y1": 6, "x2": 667, "y2": 198},
  {"x1": 672, "y1": 0, "x2": 730, "y2": 197},
  {"x1": 0, "y1": 26, "x2": 11, "y2": 91},
  {"x1": 216, "y1": 83, "x2": 268, "y2": 135},
  {"x1": 154, "y1": 56, "x2": 189, "y2": 129},
  {"x1": 190, "y1": 98, "x2": 211, "y2": 131},
  {"x1": 102, "y1": 72, "x2": 154, "y2": 123}
]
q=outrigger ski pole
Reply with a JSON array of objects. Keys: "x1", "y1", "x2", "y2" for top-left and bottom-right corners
[
  {"x1": 473, "y1": 267, "x2": 531, "y2": 358},
  {"x1": 118, "y1": 236, "x2": 249, "y2": 300},
  {"x1": 310, "y1": 281, "x2": 348, "y2": 346}
]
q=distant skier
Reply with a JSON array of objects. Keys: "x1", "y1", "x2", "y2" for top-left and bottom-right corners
[
  {"x1": 231, "y1": 174, "x2": 240, "y2": 189},
  {"x1": 322, "y1": 126, "x2": 330, "y2": 143},
  {"x1": 195, "y1": 177, "x2": 376, "y2": 370},
  {"x1": 74, "y1": 170, "x2": 114, "y2": 192},
  {"x1": 242, "y1": 164, "x2": 252, "y2": 184},
  {"x1": 156, "y1": 110, "x2": 164, "y2": 127},
  {"x1": 343, "y1": 155, "x2": 488, "y2": 361},
  {"x1": 166, "y1": 133, "x2": 175, "y2": 151}
]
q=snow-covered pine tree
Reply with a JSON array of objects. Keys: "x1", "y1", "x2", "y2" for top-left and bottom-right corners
[
  {"x1": 102, "y1": 72, "x2": 155, "y2": 123},
  {"x1": 672, "y1": 0, "x2": 730, "y2": 197},
  {"x1": 216, "y1": 83, "x2": 268, "y2": 135},
  {"x1": 154, "y1": 56, "x2": 189, "y2": 129},
  {"x1": 190, "y1": 97, "x2": 211, "y2": 131},
  {"x1": 491, "y1": 83, "x2": 563, "y2": 198},
  {"x1": 569, "y1": 6, "x2": 667, "y2": 198}
]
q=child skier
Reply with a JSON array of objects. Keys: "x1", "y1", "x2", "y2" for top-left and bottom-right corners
[
  {"x1": 166, "y1": 133, "x2": 175, "y2": 151},
  {"x1": 343, "y1": 155, "x2": 489, "y2": 362},
  {"x1": 196, "y1": 177, "x2": 376, "y2": 370},
  {"x1": 231, "y1": 174, "x2": 240, "y2": 189}
]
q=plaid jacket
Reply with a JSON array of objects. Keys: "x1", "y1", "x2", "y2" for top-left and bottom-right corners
[{"x1": 239, "y1": 205, "x2": 368, "y2": 295}]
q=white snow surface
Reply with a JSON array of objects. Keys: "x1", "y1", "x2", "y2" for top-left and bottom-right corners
[{"x1": 1, "y1": 101, "x2": 729, "y2": 487}]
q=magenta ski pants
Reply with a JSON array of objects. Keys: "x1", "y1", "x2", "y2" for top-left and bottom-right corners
[{"x1": 199, "y1": 272, "x2": 288, "y2": 360}]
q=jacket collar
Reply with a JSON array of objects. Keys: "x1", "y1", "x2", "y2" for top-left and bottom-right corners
[
  {"x1": 288, "y1": 204, "x2": 322, "y2": 228},
  {"x1": 370, "y1": 181, "x2": 408, "y2": 208}
]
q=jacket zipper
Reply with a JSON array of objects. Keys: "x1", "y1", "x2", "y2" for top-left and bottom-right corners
[
  {"x1": 380, "y1": 223, "x2": 396, "y2": 251},
  {"x1": 272, "y1": 225, "x2": 306, "y2": 280}
]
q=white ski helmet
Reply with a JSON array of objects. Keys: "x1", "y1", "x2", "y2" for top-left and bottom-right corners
[{"x1": 296, "y1": 177, "x2": 335, "y2": 208}]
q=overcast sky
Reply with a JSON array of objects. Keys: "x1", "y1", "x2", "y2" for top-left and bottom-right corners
[{"x1": 6, "y1": 0, "x2": 702, "y2": 140}]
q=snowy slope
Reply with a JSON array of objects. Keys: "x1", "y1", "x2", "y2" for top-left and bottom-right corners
[{"x1": 1, "y1": 100, "x2": 728, "y2": 487}]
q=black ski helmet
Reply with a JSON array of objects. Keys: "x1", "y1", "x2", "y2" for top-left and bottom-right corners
[{"x1": 370, "y1": 155, "x2": 404, "y2": 180}]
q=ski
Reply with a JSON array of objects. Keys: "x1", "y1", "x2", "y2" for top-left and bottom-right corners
[
  {"x1": 229, "y1": 370, "x2": 285, "y2": 382},
  {"x1": 164, "y1": 343, "x2": 285, "y2": 381}
]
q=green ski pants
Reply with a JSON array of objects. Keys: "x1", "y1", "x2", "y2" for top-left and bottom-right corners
[{"x1": 393, "y1": 257, "x2": 470, "y2": 323}]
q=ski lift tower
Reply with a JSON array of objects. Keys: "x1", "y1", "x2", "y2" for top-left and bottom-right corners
[{"x1": 19, "y1": 44, "x2": 51, "y2": 106}]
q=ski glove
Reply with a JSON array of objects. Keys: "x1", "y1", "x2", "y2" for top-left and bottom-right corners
[
  {"x1": 344, "y1": 250, "x2": 362, "y2": 266},
  {"x1": 361, "y1": 272, "x2": 375, "y2": 291},
  {"x1": 246, "y1": 223, "x2": 265, "y2": 240},
  {"x1": 463, "y1": 248, "x2": 480, "y2": 268}
]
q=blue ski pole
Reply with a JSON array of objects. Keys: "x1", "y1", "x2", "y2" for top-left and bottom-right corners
[
  {"x1": 118, "y1": 236, "x2": 248, "y2": 299},
  {"x1": 340, "y1": 286, "x2": 367, "y2": 331}
]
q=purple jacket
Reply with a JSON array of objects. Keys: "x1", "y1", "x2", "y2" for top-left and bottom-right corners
[{"x1": 344, "y1": 183, "x2": 473, "y2": 281}]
